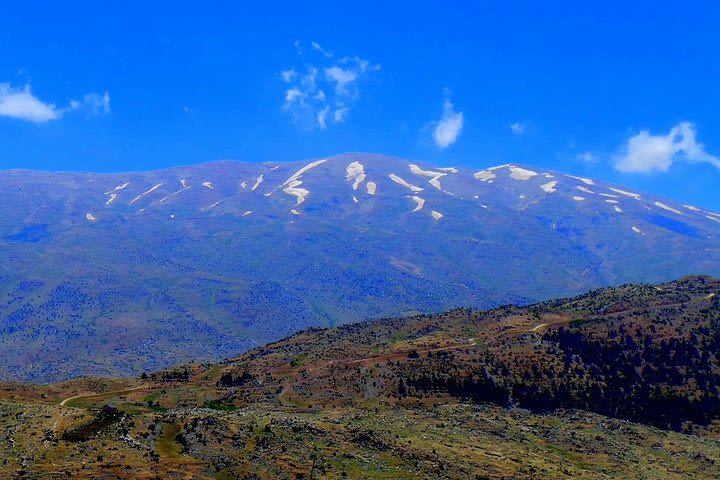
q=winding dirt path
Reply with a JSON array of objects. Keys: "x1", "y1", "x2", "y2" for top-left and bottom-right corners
[{"x1": 59, "y1": 385, "x2": 149, "y2": 407}]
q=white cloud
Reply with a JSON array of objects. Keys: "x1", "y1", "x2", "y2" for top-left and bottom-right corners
[
  {"x1": 341, "y1": 55, "x2": 381, "y2": 74},
  {"x1": 300, "y1": 67, "x2": 317, "y2": 91},
  {"x1": 0, "y1": 83, "x2": 109, "y2": 123},
  {"x1": 311, "y1": 41, "x2": 334, "y2": 58},
  {"x1": 614, "y1": 122, "x2": 720, "y2": 173},
  {"x1": 283, "y1": 88, "x2": 303, "y2": 106},
  {"x1": 325, "y1": 66, "x2": 358, "y2": 96},
  {"x1": 281, "y1": 69, "x2": 297, "y2": 83},
  {"x1": 279, "y1": 43, "x2": 378, "y2": 130},
  {"x1": 76, "y1": 92, "x2": 110, "y2": 115},
  {"x1": 317, "y1": 106, "x2": 329, "y2": 129},
  {"x1": 510, "y1": 122, "x2": 524, "y2": 135},
  {"x1": 0, "y1": 83, "x2": 60, "y2": 122},
  {"x1": 433, "y1": 99, "x2": 464, "y2": 148},
  {"x1": 576, "y1": 151, "x2": 596, "y2": 163},
  {"x1": 334, "y1": 107, "x2": 349, "y2": 123}
]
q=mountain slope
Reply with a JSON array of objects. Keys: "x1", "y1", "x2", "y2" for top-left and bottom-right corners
[
  {"x1": 1, "y1": 277, "x2": 719, "y2": 479},
  {"x1": 1, "y1": 153, "x2": 720, "y2": 381},
  {"x1": 154, "y1": 275, "x2": 720, "y2": 432}
]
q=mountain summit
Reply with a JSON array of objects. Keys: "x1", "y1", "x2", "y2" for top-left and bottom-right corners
[{"x1": 1, "y1": 153, "x2": 719, "y2": 381}]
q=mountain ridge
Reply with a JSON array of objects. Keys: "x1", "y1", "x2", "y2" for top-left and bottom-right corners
[{"x1": 0, "y1": 153, "x2": 719, "y2": 382}]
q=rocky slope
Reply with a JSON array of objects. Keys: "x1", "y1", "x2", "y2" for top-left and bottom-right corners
[{"x1": 0, "y1": 277, "x2": 719, "y2": 479}]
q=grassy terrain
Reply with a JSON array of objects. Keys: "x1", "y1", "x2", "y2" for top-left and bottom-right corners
[{"x1": 1, "y1": 276, "x2": 719, "y2": 478}]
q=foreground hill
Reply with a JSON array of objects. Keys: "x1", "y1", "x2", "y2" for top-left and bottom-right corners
[
  {"x1": 1, "y1": 277, "x2": 719, "y2": 478},
  {"x1": 2, "y1": 154, "x2": 720, "y2": 381}
]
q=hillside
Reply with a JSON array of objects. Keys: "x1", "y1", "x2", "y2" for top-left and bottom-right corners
[
  {"x1": 1, "y1": 154, "x2": 720, "y2": 382},
  {"x1": 1, "y1": 277, "x2": 719, "y2": 478}
]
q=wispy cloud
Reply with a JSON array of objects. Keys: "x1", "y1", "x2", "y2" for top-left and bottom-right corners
[
  {"x1": 281, "y1": 69, "x2": 297, "y2": 83},
  {"x1": 510, "y1": 122, "x2": 525, "y2": 135},
  {"x1": 317, "y1": 106, "x2": 329, "y2": 129},
  {"x1": 311, "y1": 41, "x2": 334, "y2": 58},
  {"x1": 614, "y1": 122, "x2": 720, "y2": 173},
  {"x1": 334, "y1": 107, "x2": 349, "y2": 123},
  {"x1": 432, "y1": 94, "x2": 464, "y2": 149},
  {"x1": 280, "y1": 42, "x2": 379, "y2": 129},
  {"x1": 325, "y1": 66, "x2": 357, "y2": 96},
  {"x1": 576, "y1": 151, "x2": 596, "y2": 163},
  {"x1": 0, "y1": 83, "x2": 110, "y2": 123},
  {"x1": 72, "y1": 92, "x2": 111, "y2": 115}
]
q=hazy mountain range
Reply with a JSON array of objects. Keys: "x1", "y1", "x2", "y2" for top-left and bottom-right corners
[{"x1": 1, "y1": 153, "x2": 719, "y2": 382}]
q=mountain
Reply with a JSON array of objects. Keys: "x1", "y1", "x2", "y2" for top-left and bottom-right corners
[
  {"x1": 1, "y1": 277, "x2": 719, "y2": 479},
  {"x1": 1, "y1": 153, "x2": 720, "y2": 382}
]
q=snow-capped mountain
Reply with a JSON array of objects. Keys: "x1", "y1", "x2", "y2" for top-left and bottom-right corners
[{"x1": 1, "y1": 153, "x2": 719, "y2": 381}]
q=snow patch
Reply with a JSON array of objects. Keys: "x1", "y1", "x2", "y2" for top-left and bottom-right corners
[
  {"x1": 566, "y1": 175, "x2": 594, "y2": 186},
  {"x1": 366, "y1": 181, "x2": 377, "y2": 195},
  {"x1": 202, "y1": 181, "x2": 214, "y2": 190},
  {"x1": 609, "y1": 187, "x2": 641, "y2": 199},
  {"x1": 684, "y1": 205, "x2": 700, "y2": 211},
  {"x1": 508, "y1": 166, "x2": 538, "y2": 180},
  {"x1": 487, "y1": 164, "x2": 511, "y2": 171},
  {"x1": 240, "y1": 181, "x2": 248, "y2": 189},
  {"x1": 431, "y1": 210, "x2": 444, "y2": 220},
  {"x1": 130, "y1": 183, "x2": 164, "y2": 204},
  {"x1": 85, "y1": 213, "x2": 96, "y2": 222},
  {"x1": 411, "y1": 196, "x2": 426, "y2": 212},
  {"x1": 353, "y1": 196, "x2": 359, "y2": 204},
  {"x1": 614, "y1": 205, "x2": 623, "y2": 213},
  {"x1": 409, "y1": 164, "x2": 447, "y2": 191},
  {"x1": 706, "y1": 215, "x2": 720, "y2": 223},
  {"x1": 474, "y1": 170, "x2": 496, "y2": 182},
  {"x1": 158, "y1": 185, "x2": 190, "y2": 204},
  {"x1": 605, "y1": 199, "x2": 619, "y2": 204},
  {"x1": 251, "y1": 175, "x2": 264, "y2": 191},
  {"x1": 290, "y1": 209, "x2": 300, "y2": 215},
  {"x1": 180, "y1": 179, "x2": 188, "y2": 188},
  {"x1": 573, "y1": 196, "x2": 585, "y2": 201},
  {"x1": 540, "y1": 181, "x2": 558, "y2": 193},
  {"x1": 283, "y1": 180, "x2": 310, "y2": 205},
  {"x1": 106, "y1": 193, "x2": 117, "y2": 205},
  {"x1": 655, "y1": 201, "x2": 683, "y2": 215},
  {"x1": 345, "y1": 161, "x2": 366, "y2": 190},
  {"x1": 282, "y1": 159, "x2": 327, "y2": 187},
  {"x1": 279, "y1": 159, "x2": 327, "y2": 204},
  {"x1": 243, "y1": 211, "x2": 252, "y2": 216},
  {"x1": 104, "y1": 182, "x2": 130, "y2": 195},
  {"x1": 389, "y1": 174, "x2": 424, "y2": 192},
  {"x1": 632, "y1": 226, "x2": 643, "y2": 234},
  {"x1": 437, "y1": 167, "x2": 458, "y2": 173},
  {"x1": 575, "y1": 185, "x2": 594, "y2": 194}
]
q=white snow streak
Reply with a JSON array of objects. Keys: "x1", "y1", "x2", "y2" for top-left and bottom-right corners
[{"x1": 388, "y1": 174, "x2": 424, "y2": 192}]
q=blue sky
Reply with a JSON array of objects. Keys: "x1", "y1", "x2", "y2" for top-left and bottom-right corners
[{"x1": 1, "y1": 1, "x2": 719, "y2": 209}]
